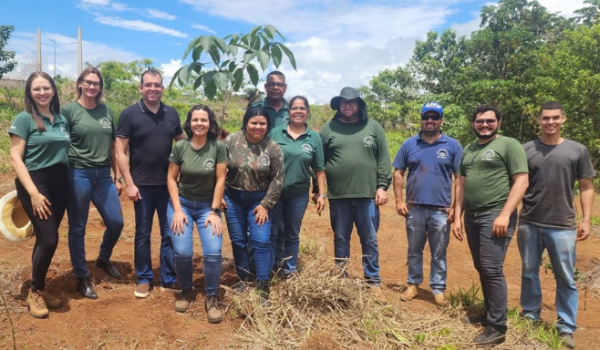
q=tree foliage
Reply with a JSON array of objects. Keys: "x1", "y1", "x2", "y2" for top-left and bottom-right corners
[{"x1": 0, "y1": 25, "x2": 17, "y2": 79}]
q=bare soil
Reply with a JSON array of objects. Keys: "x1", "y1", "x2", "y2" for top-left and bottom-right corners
[{"x1": 0, "y1": 171, "x2": 599, "y2": 350}]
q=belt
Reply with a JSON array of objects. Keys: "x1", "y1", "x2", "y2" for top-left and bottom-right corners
[{"x1": 410, "y1": 204, "x2": 447, "y2": 211}]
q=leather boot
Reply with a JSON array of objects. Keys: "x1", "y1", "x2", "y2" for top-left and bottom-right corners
[{"x1": 77, "y1": 277, "x2": 98, "y2": 299}]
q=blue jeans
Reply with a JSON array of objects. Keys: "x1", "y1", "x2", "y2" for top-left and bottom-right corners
[
  {"x1": 223, "y1": 187, "x2": 272, "y2": 282},
  {"x1": 518, "y1": 222, "x2": 578, "y2": 334},
  {"x1": 167, "y1": 197, "x2": 222, "y2": 296},
  {"x1": 405, "y1": 207, "x2": 450, "y2": 294},
  {"x1": 329, "y1": 198, "x2": 381, "y2": 285},
  {"x1": 134, "y1": 185, "x2": 176, "y2": 286},
  {"x1": 271, "y1": 193, "x2": 310, "y2": 274},
  {"x1": 464, "y1": 211, "x2": 516, "y2": 333},
  {"x1": 67, "y1": 167, "x2": 124, "y2": 279}
]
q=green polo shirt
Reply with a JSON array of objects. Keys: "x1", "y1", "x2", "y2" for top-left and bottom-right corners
[
  {"x1": 270, "y1": 125, "x2": 325, "y2": 198},
  {"x1": 169, "y1": 138, "x2": 228, "y2": 202},
  {"x1": 252, "y1": 97, "x2": 289, "y2": 130},
  {"x1": 9, "y1": 111, "x2": 70, "y2": 171},
  {"x1": 61, "y1": 102, "x2": 115, "y2": 169}
]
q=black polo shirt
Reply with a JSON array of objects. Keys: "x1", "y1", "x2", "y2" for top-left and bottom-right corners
[{"x1": 116, "y1": 99, "x2": 183, "y2": 186}]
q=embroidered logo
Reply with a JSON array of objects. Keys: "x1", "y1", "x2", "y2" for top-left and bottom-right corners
[
  {"x1": 100, "y1": 117, "x2": 112, "y2": 129},
  {"x1": 364, "y1": 136, "x2": 374, "y2": 148},
  {"x1": 436, "y1": 149, "x2": 449, "y2": 159},
  {"x1": 204, "y1": 158, "x2": 215, "y2": 170},
  {"x1": 258, "y1": 155, "x2": 270, "y2": 166},
  {"x1": 283, "y1": 116, "x2": 290, "y2": 125},
  {"x1": 301, "y1": 143, "x2": 313, "y2": 154},
  {"x1": 60, "y1": 127, "x2": 69, "y2": 137},
  {"x1": 482, "y1": 150, "x2": 495, "y2": 161}
]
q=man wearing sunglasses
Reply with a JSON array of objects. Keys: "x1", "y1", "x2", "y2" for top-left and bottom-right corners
[
  {"x1": 252, "y1": 70, "x2": 289, "y2": 131},
  {"x1": 452, "y1": 105, "x2": 529, "y2": 346},
  {"x1": 393, "y1": 102, "x2": 462, "y2": 307}
]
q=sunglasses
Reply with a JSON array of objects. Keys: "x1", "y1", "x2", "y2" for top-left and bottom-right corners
[
  {"x1": 421, "y1": 114, "x2": 442, "y2": 121},
  {"x1": 474, "y1": 118, "x2": 497, "y2": 125}
]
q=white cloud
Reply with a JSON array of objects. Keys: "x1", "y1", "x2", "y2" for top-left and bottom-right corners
[
  {"x1": 94, "y1": 16, "x2": 189, "y2": 38},
  {"x1": 160, "y1": 59, "x2": 183, "y2": 81},
  {"x1": 147, "y1": 9, "x2": 176, "y2": 20},
  {"x1": 79, "y1": 0, "x2": 111, "y2": 5},
  {"x1": 191, "y1": 24, "x2": 216, "y2": 34},
  {"x1": 537, "y1": 0, "x2": 586, "y2": 16}
]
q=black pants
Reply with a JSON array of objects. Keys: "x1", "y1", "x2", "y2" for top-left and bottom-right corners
[{"x1": 16, "y1": 165, "x2": 69, "y2": 291}]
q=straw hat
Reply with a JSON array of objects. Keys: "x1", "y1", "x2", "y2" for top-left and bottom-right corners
[{"x1": 0, "y1": 191, "x2": 34, "y2": 242}]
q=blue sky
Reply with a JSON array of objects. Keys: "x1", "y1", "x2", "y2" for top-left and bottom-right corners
[{"x1": 1, "y1": 0, "x2": 585, "y2": 103}]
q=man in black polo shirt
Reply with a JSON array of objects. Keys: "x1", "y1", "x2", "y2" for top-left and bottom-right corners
[{"x1": 115, "y1": 69, "x2": 185, "y2": 298}]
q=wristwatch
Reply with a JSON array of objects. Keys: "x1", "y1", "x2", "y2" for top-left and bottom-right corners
[
  {"x1": 319, "y1": 194, "x2": 327, "y2": 199},
  {"x1": 115, "y1": 176, "x2": 124, "y2": 184},
  {"x1": 211, "y1": 207, "x2": 220, "y2": 214}
]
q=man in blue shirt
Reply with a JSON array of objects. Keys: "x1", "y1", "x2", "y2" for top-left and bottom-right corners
[{"x1": 393, "y1": 102, "x2": 462, "y2": 306}]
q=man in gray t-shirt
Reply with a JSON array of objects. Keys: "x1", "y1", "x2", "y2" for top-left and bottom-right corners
[{"x1": 518, "y1": 101, "x2": 595, "y2": 349}]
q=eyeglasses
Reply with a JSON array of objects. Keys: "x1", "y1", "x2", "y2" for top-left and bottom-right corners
[
  {"x1": 340, "y1": 100, "x2": 359, "y2": 107},
  {"x1": 31, "y1": 86, "x2": 53, "y2": 94},
  {"x1": 290, "y1": 106, "x2": 307, "y2": 111},
  {"x1": 82, "y1": 79, "x2": 101, "y2": 87},
  {"x1": 474, "y1": 118, "x2": 497, "y2": 125},
  {"x1": 421, "y1": 114, "x2": 442, "y2": 121},
  {"x1": 143, "y1": 83, "x2": 162, "y2": 88},
  {"x1": 266, "y1": 82, "x2": 285, "y2": 88}
]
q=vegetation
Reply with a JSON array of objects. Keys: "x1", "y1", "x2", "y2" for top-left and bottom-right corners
[{"x1": 0, "y1": 25, "x2": 17, "y2": 79}]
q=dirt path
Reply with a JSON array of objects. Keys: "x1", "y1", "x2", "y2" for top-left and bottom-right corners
[{"x1": 0, "y1": 172, "x2": 599, "y2": 349}]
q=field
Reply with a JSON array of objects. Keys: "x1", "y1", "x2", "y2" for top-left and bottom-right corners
[{"x1": 1, "y1": 170, "x2": 599, "y2": 350}]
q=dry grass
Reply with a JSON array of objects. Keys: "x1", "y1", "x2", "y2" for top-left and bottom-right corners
[{"x1": 583, "y1": 264, "x2": 600, "y2": 294}]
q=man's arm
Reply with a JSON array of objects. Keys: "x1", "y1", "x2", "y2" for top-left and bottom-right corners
[
  {"x1": 174, "y1": 133, "x2": 186, "y2": 142},
  {"x1": 393, "y1": 169, "x2": 408, "y2": 216},
  {"x1": 577, "y1": 178, "x2": 594, "y2": 241},
  {"x1": 447, "y1": 173, "x2": 460, "y2": 224},
  {"x1": 452, "y1": 175, "x2": 466, "y2": 241},
  {"x1": 492, "y1": 172, "x2": 529, "y2": 237},
  {"x1": 115, "y1": 137, "x2": 141, "y2": 202}
]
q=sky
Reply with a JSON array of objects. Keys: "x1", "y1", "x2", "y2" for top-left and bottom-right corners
[{"x1": 1, "y1": 0, "x2": 588, "y2": 103}]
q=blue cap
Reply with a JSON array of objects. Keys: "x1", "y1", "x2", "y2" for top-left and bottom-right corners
[{"x1": 421, "y1": 102, "x2": 443, "y2": 116}]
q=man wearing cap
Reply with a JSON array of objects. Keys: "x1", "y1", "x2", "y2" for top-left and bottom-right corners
[
  {"x1": 393, "y1": 102, "x2": 462, "y2": 306},
  {"x1": 252, "y1": 70, "x2": 289, "y2": 131},
  {"x1": 115, "y1": 69, "x2": 186, "y2": 298},
  {"x1": 452, "y1": 105, "x2": 529, "y2": 346},
  {"x1": 518, "y1": 101, "x2": 594, "y2": 349},
  {"x1": 319, "y1": 87, "x2": 392, "y2": 293}
]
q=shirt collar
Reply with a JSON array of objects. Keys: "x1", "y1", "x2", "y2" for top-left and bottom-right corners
[
  {"x1": 417, "y1": 131, "x2": 447, "y2": 144},
  {"x1": 261, "y1": 97, "x2": 289, "y2": 111},
  {"x1": 138, "y1": 99, "x2": 166, "y2": 114}
]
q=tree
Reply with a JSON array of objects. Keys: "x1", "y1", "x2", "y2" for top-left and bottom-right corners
[
  {"x1": 0, "y1": 25, "x2": 17, "y2": 79},
  {"x1": 574, "y1": 0, "x2": 600, "y2": 26}
]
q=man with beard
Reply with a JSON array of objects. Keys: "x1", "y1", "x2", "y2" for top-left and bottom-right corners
[
  {"x1": 452, "y1": 105, "x2": 529, "y2": 346},
  {"x1": 252, "y1": 71, "x2": 289, "y2": 131},
  {"x1": 393, "y1": 102, "x2": 462, "y2": 306}
]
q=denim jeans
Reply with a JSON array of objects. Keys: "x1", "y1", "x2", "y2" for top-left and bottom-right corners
[
  {"x1": 329, "y1": 198, "x2": 381, "y2": 285},
  {"x1": 405, "y1": 207, "x2": 450, "y2": 294},
  {"x1": 134, "y1": 185, "x2": 176, "y2": 286},
  {"x1": 167, "y1": 197, "x2": 222, "y2": 296},
  {"x1": 271, "y1": 193, "x2": 309, "y2": 274},
  {"x1": 464, "y1": 211, "x2": 516, "y2": 333},
  {"x1": 518, "y1": 222, "x2": 578, "y2": 333},
  {"x1": 67, "y1": 167, "x2": 124, "y2": 278},
  {"x1": 223, "y1": 187, "x2": 272, "y2": 282}
]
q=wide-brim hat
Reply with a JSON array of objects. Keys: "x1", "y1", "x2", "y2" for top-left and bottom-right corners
[
  {"x1": 330, "y1": 87, "x2": 366, "y2": 110},
  {"x1": 0, "y1": 191, "x2": 34, "y2": 243}
]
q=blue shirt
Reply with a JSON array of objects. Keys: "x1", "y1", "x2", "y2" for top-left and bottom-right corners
[{"x1": 392, "y1": 133, "x2": 462, "y2": 207}]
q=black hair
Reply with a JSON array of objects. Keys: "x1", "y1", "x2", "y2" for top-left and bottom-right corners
[
  {"x1": 241, "y1": 106, "x2": 270, "y2": 131},
  {"x1": 24, "y1": 71, "x2": 60, "y2": 132},
  {"x1": 182, "y1": 105, "x2": 220, "y2": 139},
  {"x1": 289, "y1": 95, "x2": 310, "y2": 110},
  {"x1": 266, "y1": 70, "x2": 285, "y2": 81},
  {"x1": 471, "y1": 105, "x2": 502, "y2": 122},
  {"x1": 539, "y1": 101, "x2": 565, "y2": 116},
  {"x1": 140, "y1": 68, "x2": 163, "y2": 85}
]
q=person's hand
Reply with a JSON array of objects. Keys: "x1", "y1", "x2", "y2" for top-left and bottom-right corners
[
  {"x1": 316, "y1": 196, "x2": 326, "y2": 216},
  {"x1": 114, "y1": 180, "x2": 123, "y2": 196},
  {"x1": 253, "y1": 205, "x2": 269, "y2": 226},
  {"x1": 170, "y1": 210, "x2": 188, "y2": 235},
  {"x1": 492, "y1": 214, "x2": 510, "y2": 237},
  {"x1": 31, "y1": 192, "x2": 52, "y2": 220},
  {"x1": 125, "y1": 183, "x2": 142, "y2": 202},
  {"x1": 446, "y1": 206, "x2": 455, "y2": 224},
  {"x1": 577, "y1": 221, "x2": 591, "y2": 241},
  {"x1": 375, "y1": 188, "x2": 388, "y2": 206},
  {"x1": 205, "y1": 213, "x2": 223, "y2": 237},
  {"x1": 312, "y1": 193, "x2": 320, "y2": 205},
  {"x1": 220, "y1": 198, "x2": 228, "y2": 210},
  {"x1": 452, "y1": 221, "x2": 463, "y2": 241},
  {"x1": 396, "y1": 201, "x2": 408, "y2": 217}
]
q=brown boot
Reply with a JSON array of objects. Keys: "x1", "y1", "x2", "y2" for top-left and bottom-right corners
[
  {"x1": 434, "y1": 293, "x2": 448, "y2": 307},
  {"x1": 175, "y1": 289, "x2": 194, "y2": 313},
  {"x1": 42, "y1": 291, "x2": 62, "y2": 309},
  {"x1": 205, "y1": 296, "x2": 223, "y2": 324},
  {"x1": 27, "y1": 289, "x2": 49, "y2": 319},
  {"x1": 400, "y1": 284, "x2": 419, "y2": 301}
]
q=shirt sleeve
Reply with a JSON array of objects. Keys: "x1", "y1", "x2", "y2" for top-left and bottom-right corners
[
  {"x1": 9, "y1": 112, "x2": 32, "y2": 141},
  {"x1": 506, "y1": 139, "x2": 529, "y2": 176},
  {"x1": 107, "y1": 105, "x2": 116, "y2": 141},
  {"x1": 311, "y1": 132, "x2": 325, "y2": 171},
  {"x1": 169, "y1": 140, "x2": 184, "y2": 166},
  {"x1": 459, "y1": 145, "x2": 468, "y2": 177},
  {"x1": 577, "y1": 145, "x2": 596, "y2": 179},
  {"x1": 216, "y1": 140, "x2": 228, "y2": 164},
  {"x1": 116, "y1": 108, "x2": 131, "y2": 138},
  {"x1": 173, "y1": 110, "x2": 183, "y2": 136},
  {"x1": 374, "y1": 122, "x2": 392, "y2": 189},
  {"x1": 392, "y1": 141, "x2": 407, "y2": 170},
  {"x1": 261, "y1": 140, "x2": 284, "y2": 209},
  {"x1": 452, "y1": 139, "x2": 463, "y2": 173}
]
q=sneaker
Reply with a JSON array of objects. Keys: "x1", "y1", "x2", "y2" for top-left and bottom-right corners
[
  {"x1": 27, "y1": 289, "x2": 49, "y2": 319},
  {"x1": 175, "y1": 290, "x2": 194, "y2": 313},
  {"x1": 160, "y1": 282, "x2": 182, "y2": 293},
  {"x1": 434, "y1": 293, "x2": 449, "y2": 307},
  {"x1": 205, "y1": 296, "x2": 223, "y2": 324},
  {"x1": 42, "y1": 291, "x2": 62, "y2": 309},
  {"x1": 559, "y1": 332, "x2": 576, "y2": 349},
  {"x1": 461, "y1": 313, "x2": 488, "y2": 325},
  {"x1": 474, "y1": 326, "x2": 505, "y2": 347},
  {"x1": 134, "y1": 283, "x2": 151, "y2": 298},
  {"x1": 233, "y1": 277, "x2": 251, "y2": 294},
  {"x1": 400, "y1": 284, "x2": 418, "y2": 301}
]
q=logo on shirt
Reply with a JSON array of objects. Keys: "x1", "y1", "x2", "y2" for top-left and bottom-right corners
[
  {"x1": 283, "y1": 116, "x2": 290, "y2": 125},
  {"x1": 437, "y1": 149, "x2": 449, "y2": 159},
  {"x1": 100, "y1": 117, "x2": 112, "y2": 129},
  {"x1": 301, "y1": 143, "x2": 313, "y2": 154},
  {"x1": 482, "y1": 150, "x2": 496, "y2": 161},
  {"x1": 10, "y1": 125, "x2": 16, "y2": 129},
  {"x1": 364, "y1": 136, "x2": 374, "y2": 148},
  {"x1": 258, "y1": 155, "x2": 270, "y2": 166},
  {"x1": 204, "y1": 158, "x2": 215, "y2": 170},
  {"x1": 60, "y1": 127, "x2": 69, "y2": 137}
]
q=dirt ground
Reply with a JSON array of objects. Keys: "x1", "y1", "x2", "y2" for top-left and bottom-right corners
[{"x1": 0, "y1": 171, "x2": 599, "y2": 350}]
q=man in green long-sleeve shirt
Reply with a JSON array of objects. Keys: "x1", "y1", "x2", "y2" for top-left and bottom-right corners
[{"x1": 319, "y1": 87, "x2": 392, "y2": 291}]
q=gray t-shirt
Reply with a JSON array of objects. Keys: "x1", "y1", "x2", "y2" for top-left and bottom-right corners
[{"x1": 520, "y1": 139, "x2": 595, "y2": 229}]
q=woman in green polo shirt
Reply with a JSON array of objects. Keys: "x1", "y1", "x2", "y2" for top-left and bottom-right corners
[
  {"x1": 166, "y1": 105, "x2": 227, "y2": 323},
  {"x1": 270, "y1": 96, "x2": 326, "y2": 278},
  {"x1": 9, "y1": 71, "x2": 70, "y2": 319}
]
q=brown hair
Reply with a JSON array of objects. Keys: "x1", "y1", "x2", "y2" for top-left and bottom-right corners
[
  {"x1": 76, "y1": 66, "x2": 104, "y2": 104},
  {"x1": 24, "y1": 71, "x2": 60, "y2": 132}
]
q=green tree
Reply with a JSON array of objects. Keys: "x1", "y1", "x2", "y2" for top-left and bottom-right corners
[
  {"x1": 0, "y1": 25, "x2": 17, "y2": 79},
  {"x1": 574, "y1": 0, "x2": 600, "y2": 26}
]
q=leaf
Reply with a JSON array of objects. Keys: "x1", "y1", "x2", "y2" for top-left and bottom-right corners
[
  {"x1": 229, "y1": 44, "x2": 238, "y2": 57},
  {"x1": 213, "y1": 37, "x2": 229, "y2": 54},
  {"x1": 214, "y1": 71, "x2": 229, "y2": 92},
  {"x1": 177, "y1": 64, "x2": 192, "y2": 84},
  {"x1": 209, "y1": 46, "x2": 221, "y2": 66},
  {"x1": 249, "y1": 25, "x2": 261, "y2": 38},
  {"x1": 193, "y1": 75, "x2": 203, "y2": 90},
  {"x1": 246, "y1": 63, "x2": 259, "y2": 86},
  {"x1": 168, "y1": 66, "x2": 186, "y2": 89},
  {"x1": 278, "y1": 43, "x2": 297, "y2": 70},
  {"x1": 220, "y1": 59, "x2": 231, "y2": 69},
  {"x1": 244, "y1": 50, "x2": 256, "y2": 64},
  {"x1": 182, "y1": 36, "x2": 203, "y2": 60},
  {"x1": 250, "y1": 35, "x2": 261, "y2": 50},
  {"x1": 256, "y1": 50, "x2": 270, "y2": 71},
  {"x1": 202, "y1": 70, "x2": 217, "y2": 87},
  {"x1": 204, "y1": 79, "x2": 217, "y2": 100},
  {"x1": 192, "y1": 46, "x2": 202, "y2": 62},
  {"x1": 200, "y1": 36, "x2": 215, "y2": 53},
  {"x1": 229, "y1": 60, "x2": 237, "y2": 73},
  {"x1": 233, "y1": 68, "x2": 244, "y2": 92},
  {"x1": 271, "y1": 44, "x2": 282, "y2": 67},
  {"x1": 264, "y1": 25, "x2": 276, "y2": 40}
]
